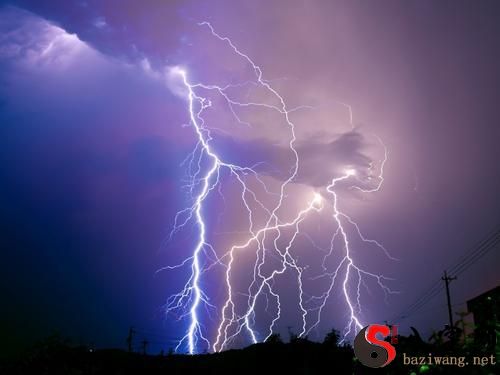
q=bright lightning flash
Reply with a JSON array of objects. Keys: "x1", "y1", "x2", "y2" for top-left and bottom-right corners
[
  {"x1": 161, "y1": 22, "x2": 397, "y2": 354},
  {"x1": 313, "y1": 193, "x2": 323, "y2": 205}
]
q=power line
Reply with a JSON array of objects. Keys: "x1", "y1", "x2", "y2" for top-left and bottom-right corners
[
  {"x1": 398, "y1": 233, "x2": 499, "y2": 321},
  {"x1": 392, "y1": 226, "x2": 500, "y2": 322},
  {"x1": 450, "y1": 231, "x2": 500, "y2": 277},
  {"x1": 393, "y1": 284, "x2": 444, "y2": 321}
]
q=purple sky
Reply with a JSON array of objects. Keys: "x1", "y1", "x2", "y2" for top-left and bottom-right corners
[{"x1": 1, "y1": 0, "x2": 499, "y2": 356}]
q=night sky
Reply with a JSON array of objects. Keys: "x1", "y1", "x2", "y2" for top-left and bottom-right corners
[{"x1": 1, "y1": 0, "x2": 499, "y2": 357}]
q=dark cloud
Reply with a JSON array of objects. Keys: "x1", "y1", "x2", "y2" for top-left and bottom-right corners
[
  {"x1": 0, "y1": 6, "x2": 191, "y2": 356},
  {"x1": 295, "y1": 130, "x2": 372, "y2": 187},
  {"x1": 4, "y1": 0, "x2": 191, "y2": 66},
  {"x1": 210, "y1": 128, "x2": 373, "y2": 188}
]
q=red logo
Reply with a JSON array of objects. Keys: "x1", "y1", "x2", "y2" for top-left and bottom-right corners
[{"x1": 353, "y1": 324, "x2": 397, "y2": 368}]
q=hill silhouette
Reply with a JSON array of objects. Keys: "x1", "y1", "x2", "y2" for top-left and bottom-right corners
[{"x1": 0, "y1": 328, "x2": 496, "y2": 375}]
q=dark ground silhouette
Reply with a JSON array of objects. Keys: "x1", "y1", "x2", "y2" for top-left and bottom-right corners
[{"x1": 1, "y1": 326, "x2": 497, "y2": 375}]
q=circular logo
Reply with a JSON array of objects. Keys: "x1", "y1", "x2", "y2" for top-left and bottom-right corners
[{"x1": 354, "y1": 325, "x2": 396, "y2": 368}]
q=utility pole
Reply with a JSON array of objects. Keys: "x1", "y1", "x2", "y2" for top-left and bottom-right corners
[
  {"x1": 442, "y1": 271, "x2": 457, "y2": 329},
  {"x1": 126, "y1": 327, "x2": 135, "y2": 353},
  {"x1": 141, "y1": 339, "x2": 149, "y2": 355}
]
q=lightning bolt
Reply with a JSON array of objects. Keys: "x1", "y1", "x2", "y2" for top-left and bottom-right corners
[{"x1": 161, "y1": 22, "x2": 397, "y2": 354}]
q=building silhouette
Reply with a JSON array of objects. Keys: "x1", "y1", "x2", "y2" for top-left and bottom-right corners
[{"x1": 467, "y1": 285, "x2": 499, "y2": 352}]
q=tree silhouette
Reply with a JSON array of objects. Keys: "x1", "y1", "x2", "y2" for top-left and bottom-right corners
[
  {"x1": 323, "y1": 328, "x2": 341, "y2": 348},
  {"x1": 264, "y1": 333, "x2": 283, "y2": 345}
]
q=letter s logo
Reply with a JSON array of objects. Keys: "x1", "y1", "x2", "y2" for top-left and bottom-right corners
[{"x1": 353, "y1": 324, "x2": 396, "y2": 368}]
